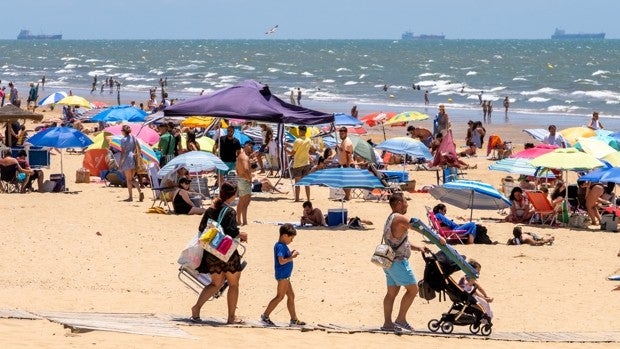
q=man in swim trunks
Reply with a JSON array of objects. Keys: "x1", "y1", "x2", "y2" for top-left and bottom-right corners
[
  {"x1": 213, "y1": 125, "x2": 241, "y2": 187},
  {"x1": 235, "y1": 140, "x2": 254, "y2": 226},
  {"x1": 381, "y1": 193, "x2": 445, "y2": 332}
]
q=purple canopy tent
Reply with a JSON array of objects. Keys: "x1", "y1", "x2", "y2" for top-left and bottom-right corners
[{"x1": 164, "y1": 80, "x2": 334, "y2": 178}]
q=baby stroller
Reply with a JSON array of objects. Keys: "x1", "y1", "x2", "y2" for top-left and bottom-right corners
[{"x1": 421, "y1": 250, "x2": 493, "y2": 336}]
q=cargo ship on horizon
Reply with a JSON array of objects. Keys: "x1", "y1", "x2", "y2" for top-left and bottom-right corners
[
  {"x1": 17, "y1": 29, "x2": 62, "y2": 40},
  {"x1": 551, "y1": 28, "x2": 604, "y2": 40},
  {"x1": 401, "y1": 31, "x2": 445, "y2": 40}
]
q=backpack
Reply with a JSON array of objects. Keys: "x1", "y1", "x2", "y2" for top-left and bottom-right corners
[
  {"x1": 418, "y1": 279, "x2": 436, "y2": 301},
  {"x1": 474, "y1": 224, "x2": 494, "y2": 244}
]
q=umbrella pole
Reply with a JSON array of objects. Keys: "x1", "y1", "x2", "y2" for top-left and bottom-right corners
[
  {"x1": 382, "y1": 124, "x2": 386, "y2": 141},
  {"x1": 60, "y1": 151, "x2": 64, "y2": 175},
  {"x1": 470, "y1": 189, "x2": 474, "y2": 221}
]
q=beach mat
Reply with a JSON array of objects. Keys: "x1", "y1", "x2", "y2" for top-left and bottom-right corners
[{"x1": 410, "y1": 217, "x2": 479, "y2": 279}]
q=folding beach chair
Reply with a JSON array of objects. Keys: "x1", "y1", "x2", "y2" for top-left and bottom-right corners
[
  {"x1": 525, "y1": 191, "x2": 557, "y2": 226},
  {"x1": 425, "y1": 206, "x2": 468, "y2": 244},
  {"x1": 147, "y1": 163, "x2": 175, "y2": 213},
  {"x1": 0, "y1": 164, "x2": 22, "y2": 193},
  {"x1": 178, "y1": 244, "x2": 247, "y2": 297}
]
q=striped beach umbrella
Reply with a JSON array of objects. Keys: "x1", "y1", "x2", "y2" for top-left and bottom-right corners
[
  {"x1": 108, "y1": 136, "x2": 158, "y2": 163},
  {"x1": 296, "y1": 167, "x2": 384, "y2": 189},
  {"x1": 37, "y1": 91, "x2": 67, "y2": 106}
]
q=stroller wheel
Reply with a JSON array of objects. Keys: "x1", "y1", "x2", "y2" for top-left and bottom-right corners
[
  {"x1": 480, "y1": 324, "x2": 492, "y2": 336},
  {"x1": 469, "y1": 323, "x2": 480, "y2": 334},
  {"x1": 427, "y1": 319, "x2": 440, "y2": 332},
  {"x1": 440, "y1": 321, "x2": 454, "y2": 334}
]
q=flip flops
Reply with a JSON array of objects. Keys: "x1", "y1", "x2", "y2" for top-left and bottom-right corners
[{"x1": 394, "y1": 321, "x2": 414, "y2": 331}]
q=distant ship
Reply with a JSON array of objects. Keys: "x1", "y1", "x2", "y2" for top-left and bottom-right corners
[
  {"x1": 17, "y1": 29, "x2": 62, "y2": 40},
  {"x1": 401, "y1": 31, "x2": 445, "y2": 40},
  {"x1": 551, "y1": 28, "x2": 604, "y2": 40}
]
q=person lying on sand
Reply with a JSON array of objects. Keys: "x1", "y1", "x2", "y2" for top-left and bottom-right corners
[{"x1": 507, "y1": 226, "x2": 554, "y2": 246}]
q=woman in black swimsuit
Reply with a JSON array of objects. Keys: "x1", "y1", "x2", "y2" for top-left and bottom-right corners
[{"x1": 172, "y1": 178, "x2": 205, "y2": 215}]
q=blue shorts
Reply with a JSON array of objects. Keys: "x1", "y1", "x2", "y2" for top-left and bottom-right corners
[
  {"x1": 217, "y1": 161, "x2": 236, "y2": 176},
  {"x1": 384, "y1": 259, "x2": 417, "y2": 287}
]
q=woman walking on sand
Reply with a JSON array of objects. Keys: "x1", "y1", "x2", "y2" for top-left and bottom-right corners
[{"x1": 119, "y1": 125, "x2": 144, "y2": 202}]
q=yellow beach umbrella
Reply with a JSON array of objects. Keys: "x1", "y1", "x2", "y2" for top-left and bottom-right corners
[
  {"x1": 559, "y1": 126, "x2": 595, "y2": 146},
  {"x1": 530, "y1": 147, "x2": 604, "y2": 170},
  {"x1": 181, "y1": 116, "x2": 227, "y2": 128},
  {"x1": 86, "y1": 131, "x2": 113, "y2": 150},
  {"x1": 181, "y1": 134, "x2": 215, "y2": 152},
  {"x1": 602, "y1": 152, "x2": 620, "y2": 167},
  {"x1": 384, "y1": 111, "x2": 429, "y2": 125},
  {"x1": 289, "y1": 126, "x2": 320, "y2": 138},
  {"x1": 57, "y1": 95, "x2": 92, "y2": 109},
  {"x1": 575, "y1": 137, "x2": 616, "y2": 159}
]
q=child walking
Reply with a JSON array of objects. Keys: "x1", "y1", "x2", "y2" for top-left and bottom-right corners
[
  {"x1": 458, "y1": 259, "x2": 494, "y2": 323},
  {"x1": 260, "y1": 223, "x2": 306, "y2": 326}
]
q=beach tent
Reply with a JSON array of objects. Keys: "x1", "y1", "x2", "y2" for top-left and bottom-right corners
[{"x1": 164, "y1": 80, "x2": 334, "y2": 176}]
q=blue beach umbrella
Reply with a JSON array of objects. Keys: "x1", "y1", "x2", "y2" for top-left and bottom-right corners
[
  {"x1": 333, "y1": 113, "x2": 363, "y2": 126},
  {"x1": 429, "y1": 180, "x2": 511, "y2": 220},
  {"x1": 27, "y1": 126, "x2": 93, "y2": 174},
  {"x1": 37, "y1": 91, "x2": 67, "y2": 106},
  {"x1": 375, "y1": 137, "x2": 433, "y2": 160},
  {"x1": 579, "y1": 165, "x2": 620, "y2": 183},
  {"x1": 90, "y1": 105, "x2": 148, "y2": 123}
]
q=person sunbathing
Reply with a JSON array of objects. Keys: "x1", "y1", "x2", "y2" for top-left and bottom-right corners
[
  {"x1": 505, "y1": 187, "x2": 534, "y2": 223},
  {"x1": 251, "y1": 178, "x2": 289, "y2": 194},
  {"x1": 432, "y1": 203, "x2": 476, "y2": 244},
  {"x1": 300, "y1": 201, "x2": 326, "y2": 226},
  {"x1": 507, "y1": 226, "x2": 554, "y2": 246}
]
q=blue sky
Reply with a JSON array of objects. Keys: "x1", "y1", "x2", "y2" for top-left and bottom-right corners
[{"x1": 4, "y1": 0, "x2": 618, "y2": 40}]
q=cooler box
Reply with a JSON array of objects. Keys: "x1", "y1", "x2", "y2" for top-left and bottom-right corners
[
  {"x1": 380, "y1": 170, "x2": 408, "y2": 183},
  {"x1": 327, "y1": 208, "x2": 348, "y2": 227},
  {"x1": 50, "y1": 173, "x2": 66, "y2": 192}
]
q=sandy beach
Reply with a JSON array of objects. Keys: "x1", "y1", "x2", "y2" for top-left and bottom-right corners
[{"x1": 1, "y1": 100, "x2": 619, "y2": 349}]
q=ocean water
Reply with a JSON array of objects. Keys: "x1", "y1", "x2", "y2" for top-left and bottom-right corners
[{"x1": 1, "y1": 39, "x2": 619, "y2": 122}]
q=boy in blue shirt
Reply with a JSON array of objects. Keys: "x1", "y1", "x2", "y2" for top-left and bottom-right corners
[{"x1": 260, "y1": 223, "x2": 305, "y2": 326}]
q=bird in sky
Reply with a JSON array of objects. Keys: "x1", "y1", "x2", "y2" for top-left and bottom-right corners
[{"x1": 265, "y1": 25, "x2": 279, "y2": 35}]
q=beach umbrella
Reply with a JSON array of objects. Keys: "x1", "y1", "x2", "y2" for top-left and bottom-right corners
[
  {"x1": 108, "y1": 136, "x2": 158, "y2": 163},
  {"x1": 559, "y1": 126, "x2": 596, "y2": 146},
  {"x1": 57, "y1": 95, "x2": 92, "y2": 109},
  {"x1": 37, "y1": 91, "x2": 67, "y2": 106},
  {"x1": 429, "y1": 180, "x2": 511, "y2": 220},
  {"x1": 488, "y1": 157, "x2": 555, "y2": 178},
  {"x1": 529, "y1": 147, "x2": 604, "y2": 171},
  {"x1": 350, "y1": 135, "x2": 377, "y2": 164},
  {"x1": 296, "y1": 167, "x2": 384, "y2": 189},
  {"x1": 574, "y1": 137, "x2": 617, "y2": 159},
  {"x1": 27, "y1": 126, "x2": 93, "y2": 174},
  {"x1": 104, "y1": 124, "x2": 160, "y2": 145},
  {"x1": 360, "y1": 111, "x2": 397, "y2": 140},
  {"x1": 384, "y1": 111, "x2": 429, "y2": 125},
  {"x1": 86, "y1": 131, "x2": 113, "y2": 150},
  {"x1": 510, "y1": 144, "x2": 557, "y2": 159},
  {"x1": 180, "y1": 116, "x2": 226, "y2": 128},
  {"x1": 602, "y1": 152, "x2": 620, "y2": 167},
  {"x1": 375, "y1": 137, "x2": 433, "y2": 160},
  {"x1": 579, "y1": 165, "x2": 620, "y2": 183},
  {"x1": 157, "y1": 151, "x2": 228, "y2": 177},
  {"x1": 522, "y1": 128, "x2": 548, "y2": 143},
  {"x1": 333, "y1": 113, "x2": 363, "y2": 126},
  {"x1": 178, "y1": 133, "x2": 215, "y2": 153},
  {"x1": 90, "y1": 101, "x2": 109, "y2": 108},
  {"x1": 90, "y1": 105, "x2": 148, "y2": 123}
]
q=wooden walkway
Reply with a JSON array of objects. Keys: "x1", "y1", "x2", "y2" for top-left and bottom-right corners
[{"x1": 1, "y1": 309, "x2": 618, "y2": 343}]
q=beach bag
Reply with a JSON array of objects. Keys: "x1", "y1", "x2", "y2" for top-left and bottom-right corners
[
  {"x1": 133, "y1": 136, "x2": 147, "y2": 174},
  {"x1": 474, "y1": 224, "x2": 494, "y2": 244},
  {"x1": 177, "y1": 232, "x2": 204, "y2": 269},
  {"x1": 418, "y1": 279, "x2": 436, "y2": 301},
  {"x1": 199, "y1": 207, "x2": 239, "y2": 262},
  {"x1": 371, "y1": 236, "x2": 405, "y2": 269}
]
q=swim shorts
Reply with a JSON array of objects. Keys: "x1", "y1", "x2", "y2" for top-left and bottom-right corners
[
  {"x1": 237, "y1": 178, "x2": 252, "y2": 197},
  {"x1": 384, "y1": 259, "x2": 417, "y2": 287}
]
